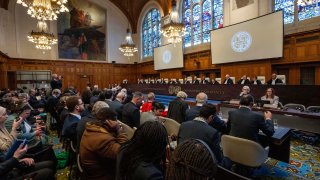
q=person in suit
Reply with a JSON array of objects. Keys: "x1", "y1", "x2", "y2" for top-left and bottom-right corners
[
  {"x1": 178, "y1": 104, "x2": 225, "y2": 165},
  {"x1": 261, "y1": 88, "x2": 279, "y2": 107},
  {"x1": 167, "y1": 91, "x2": 189, "y2": 123},
  {"x1": 108, "y1": 92, "x2": 125, "y2": 120},
  {"x1": 227, "y1": 95, "x2": 275, "y2": 143},
  {"x1": 140, "y1": 101, "x2": 165, "y2": 125},
  {"x1": 193, "y1": 76, "x2": 201, "y2": 84},
  {"x1": 121, "y1": 91, "x2": 144, "y2": 128},
  {"x1": 238, "y1": 85, "x2": 254, "y2": 102},
  {"x1": 202, "y1": 77, "x2": 210, "y2": 84},
  {"x1": 211, "y1": 79, "x2": 220, "y2": 85},
  {"x1": 50, "y1": 74, "x2": 62, "y2": 91},
  {"x1": 223, "y1": 74, "x2": 234, "y2": 84},
  {"x1": 185, "y1": 92, "x2": 208, "y2": 122},
  {"x1": 237, "y1": 75, "x2": 250, "y2": 85},
  {"x1": 251, "y1": 76, "x2": 262, "y2": 85},
  {"x1": 267, "y1": 73, "x2": 283, "y2": 85},
  {"x1": 62, "y1": 96, "x2": 85, "y2": 142}
]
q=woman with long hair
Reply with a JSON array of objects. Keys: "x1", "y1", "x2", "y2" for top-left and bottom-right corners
[
  {"x1": 261, "y1": 88, "x2": 279, "y2": 107},
  {"x1": 166, "y1": 139, "x2": 218, "y2": 180},
  {"x1": 116, "y1": 121, "x2": 168, "y2": 180}
]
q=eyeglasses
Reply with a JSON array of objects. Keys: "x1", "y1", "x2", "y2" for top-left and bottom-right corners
[{"x1": 78, "y1": 102, "x2": 84, "y2": 105}]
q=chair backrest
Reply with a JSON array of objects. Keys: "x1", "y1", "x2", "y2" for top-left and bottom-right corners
[
  {"x1": 119, "y1": 121, "x2": 135, "y2": 139},
  {"x1": 178, "y1": 79, "x2": 184, "y2": 84},
  {"x1": 307, "y1": 106, "x2": 320, "y2": 113},
  {"x1": 230, "y1": 77, "x2": 236, "y2": 83},
  {"x1": 159, "y1": 117, "x2": 180, "y2": 136},
  {"x1": 221, "y1": 135, "x2": 269, "y2": 167},
  {"x1": 257, "y1": 76, "x2": 265, "y2": 84},
  {"x1": 283, "y1": 103, "x2": 306, "y2": 112},
  {"x1": 216, "y1": 165, "x2": 251, "y2": 180},
  {"x1": 164, "y1": 78, "x2": 169, "y2": 84},
  {"x1": 277, "y1": 75, "x2": 286, "y2": 84}
]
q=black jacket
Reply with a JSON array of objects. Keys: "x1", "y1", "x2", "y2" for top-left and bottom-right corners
[{"x1": 227, "y1": 107, "x2": 274, "y2": 142}]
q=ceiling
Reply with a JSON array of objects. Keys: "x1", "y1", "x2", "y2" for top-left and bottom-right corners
[{"x1": 0, "y1": 0, "x2": 171, "y2": 33}]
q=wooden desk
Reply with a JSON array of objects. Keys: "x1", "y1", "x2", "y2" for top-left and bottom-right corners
[
  {"x1": 122, "y1": 84, "x2": 320, "y2": 107},
  {"x1": 259, "y1": 127, "x2": 291, "y2": 163},
  {"x1": 220, "y1": 104, "x2": 320, "y2": 134}
]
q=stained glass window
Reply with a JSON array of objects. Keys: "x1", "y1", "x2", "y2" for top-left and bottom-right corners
[
  {"x1": 274, "y1": 0, "x2": 295, "y2": 24},
  {"x1": 183, "y1": 0, "x2": 224, "y2": 47},
  {"x1": 142, "y1": 9, "x2": 161, "y2": 58},
  {"x1": 298, "y1": 0, "x2": 320, "y2": 21}
]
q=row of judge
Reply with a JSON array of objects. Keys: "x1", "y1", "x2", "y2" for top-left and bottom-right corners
[{"x1": 137, "y1": 73, "x2": 284, "y2": 85}]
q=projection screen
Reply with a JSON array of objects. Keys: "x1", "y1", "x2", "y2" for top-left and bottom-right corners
[
  {"x1": 154, "y1": 42, "x2": 184, "y2": 70},
  {"x1": 211, "y1": 11, "x2": 283, "y2": 64}
]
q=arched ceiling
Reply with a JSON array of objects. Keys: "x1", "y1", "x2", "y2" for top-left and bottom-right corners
[{"x1": 0, "y1": 0, "x2": 171, "y2": 33}]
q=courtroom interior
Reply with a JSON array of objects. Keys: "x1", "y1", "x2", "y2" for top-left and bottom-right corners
[{"x1": 0, "y1": 0, "x2": 320, "y2": 179}]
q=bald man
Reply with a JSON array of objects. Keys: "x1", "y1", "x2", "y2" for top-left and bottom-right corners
[{"x1": 185, "y1": 92, "x2": 208, "y2": 122}]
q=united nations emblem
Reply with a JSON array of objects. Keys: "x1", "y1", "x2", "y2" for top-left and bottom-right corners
[{"x1": 231, "y1": 31, "x2": 252, "y2": 53}]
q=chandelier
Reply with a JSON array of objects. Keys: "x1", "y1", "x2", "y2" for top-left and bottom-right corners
[
  {"x1": 160, "y1": 0, "x2": 185, "y2": 44},
  {"x1": 119, "y1": 28, "x2": 138, "y2": 57},
  {"x1": 27, "y1": 21, "x2": 58, "y2": 50},
  {"x1": 16, "y1": 0, "x2": 69, "y2": 21},
  {"x1": 297, "y1": 0, "x2": 314, "y2": 7}
]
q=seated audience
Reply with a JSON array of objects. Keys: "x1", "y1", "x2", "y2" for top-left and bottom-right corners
[
  {"x1": 237, "y1": 75, "x2": 250, "y2": 85},
  {"x1": 62, "y1": 96, "x2": 84, "y2": 143},
  {"x1": 122, "y1": 91, "x2": 144, "y2": 128},
  {"x1": 80, "y1": 107, "x2": 128, "y2": 179},
  {"x1": 116, "y1": 121, "x2": 168, "y2": 180},
  {"x1": 223, "y1": 74, "x2": 234, "y2": 84},
  {"x1": 76, "y1": 101, "x2": 109, "y2": 151},
  {"x1": 211, "y1": 79, "x2": 220, "y2": 85},
  {"x1": 193, "y1": 76, "x2": 201, "y2": 84},
  {"x1": 167, "y1": 91, "x2": 189, "y2": 123},
  {"x1": 250, "y1": 76, "x2": 262, "y2": 85},
  {"x1": 227, "y1": 95, "x2": 275, "y2": 143},
  {"x1": 0, "y1": 144, "x2": 55, "y2": 180},
  {"x1": 185, "y1": 92, "x2": 208, "y2": 122},
  {"x1": 266, "y1": 73, "x2": 283, "y2": 85},
  {"x1": 166, "y1": 139, "x2": 218, "y2": 180},
  {"x1": 178, "y1": 104, "x2": 228, "y2": 166},
  {"x1": 140, "y1": 92, "x2": 155, "y2": 112},
  {"x1": 140, "y1": 101, "x2": 165, "y2": 125},
  {"x1": 261, "y1": 88, "x2": 279, "y2": 107}
]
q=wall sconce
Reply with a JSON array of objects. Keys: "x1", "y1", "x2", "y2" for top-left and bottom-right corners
[{"x1": 193, "y1": 59, "x2": 200, "y2": 66}]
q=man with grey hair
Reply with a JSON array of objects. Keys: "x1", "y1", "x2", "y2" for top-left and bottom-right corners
[
  {"x1": 185, "y1": 92, "x2": 208, "y2": 122},
  {"x1": 167, "y1": 91, "x2": 189, "y2": 123},
  {"x1": 50, "y1": 73, "x2": 62, "y2": 91},
  {"x1": 76, "y1": 101, "x2": 109, "y2": 151},
  {"x1": 109, "y1": 91, "x2": 126, "y2": 120},
  {"x1": 122, "y1": 91, "x2": 144, "y2": 128}
]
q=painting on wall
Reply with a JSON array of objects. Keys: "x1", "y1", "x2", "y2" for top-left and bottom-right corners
[
  {"x1": 57, "y1": 0, "x2": 106, "y2": 61},
  {"x1": 232, "y1": 0, "x2": 255, "y2": 10}
]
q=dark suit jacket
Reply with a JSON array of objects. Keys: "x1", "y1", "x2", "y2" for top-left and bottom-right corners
[
  {"x1": 62, "y1": 114, "x2": 80, "y2": 142},
  {"x1": 227, "y1": 107, "x2": 274, "y2": 142},
  {"x1": 251, "y1": 80, "x2": 262, "y2": 85},
  {"x1": 0, "y1": 155, "x2": 19, "y2": 179},
  {"x1": 237, "y1": 79, "x2": 250, "y2": 85},
  {"x1": 167, "y1": 98, "x2": 189, "y2": 123},
  {"x1": 109, "y1": 100, "x2": 123, "y2": 120},
  {"x1": 267, "y1": 78, "x2": 283, "y2": 85},
  {"x1": 185, "y1": 106, "x2": 201, "y2": 122},
  {"x1": 122, "y1": 102, "x2": 140, "y2": 128},
  {"x1": 178, "y1": 120, "x2": 224, "y2": 163},
  {"x1": 50, "y1": 79, "x2": 62, "y2": 90},
  {"x1": 223, "y1": 78, "x2": 234, "y2": 85},
  {"x1": 76, "y1": 114, "x2": 96, "y2": 152}
]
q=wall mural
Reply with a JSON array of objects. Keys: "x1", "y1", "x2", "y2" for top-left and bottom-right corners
[{"x1": 57, "y1": 0, "x2": 106, "y2": 61}]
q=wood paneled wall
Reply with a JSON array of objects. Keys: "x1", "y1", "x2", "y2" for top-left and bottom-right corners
[
  {"x1": 137, "y1": 29, "x2": 320, "y2": 85},
  {"x1": 1, "y1": 29, "x2": 320, "y2": 90}
]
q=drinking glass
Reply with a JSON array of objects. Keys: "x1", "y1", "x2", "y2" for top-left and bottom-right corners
[{"x1": 273, "y1": 119, "x2": 278, "y2": 130}]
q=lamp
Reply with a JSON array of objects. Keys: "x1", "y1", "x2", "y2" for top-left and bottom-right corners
[
  {"x1": 119, "y1": 0, "x2": 138, "y2": 57},
  {"x1": 297, "y1": 0, "x2": 314, "y2": 6},
  {"x1": 160, "y1": 0, "x2": 185, "y2": 44},
  {"x1": 27, "y1": 21, "x2": 57, "y2": 50},
  {"x1": 16, "y1": 0, "x2": 69, "y2": 21}
]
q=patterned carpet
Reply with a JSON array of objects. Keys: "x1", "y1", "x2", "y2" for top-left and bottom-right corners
[{"x1": 49, "y1": 131, "x2": 320, "y2": 179}]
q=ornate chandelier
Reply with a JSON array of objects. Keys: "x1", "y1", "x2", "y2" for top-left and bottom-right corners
[
  {"x1": 16, "y1": 0, "x2": 69, "y2": 21},
  {"x1": 27, "y1": 21, "x2": 57, "y2": 50},
  {"x1": 160, "y1": 0, "x2": 185, "y2": 44},
  {"x1": 119, "y1": 28, "x2": 138, "y2": 57}
]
